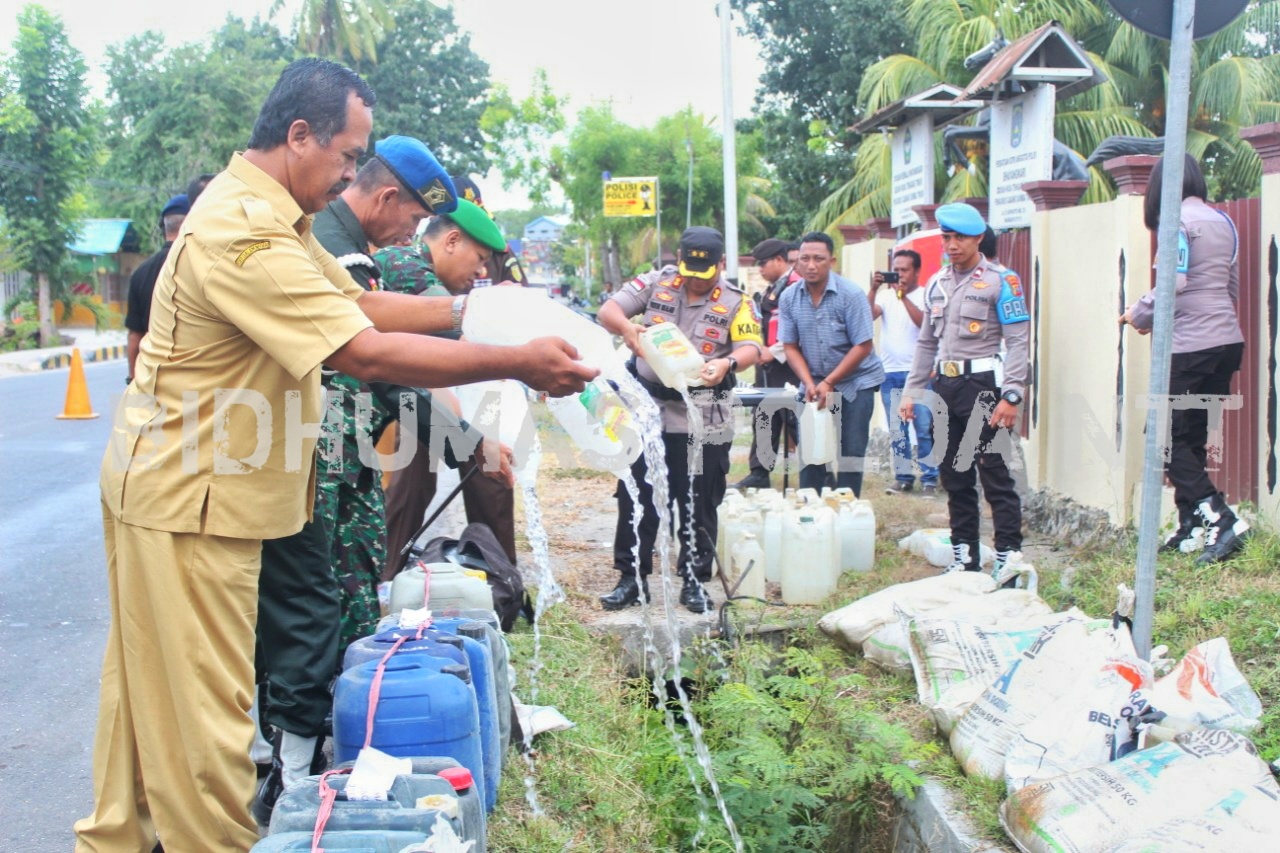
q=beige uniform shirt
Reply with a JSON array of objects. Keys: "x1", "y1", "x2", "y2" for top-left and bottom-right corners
[{"x1": 101, "y1": 153, "x2": 375, "y2": 540}]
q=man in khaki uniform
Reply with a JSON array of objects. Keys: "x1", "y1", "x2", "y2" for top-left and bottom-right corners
[
  {"x1": 597, "y1": 226, "x2": 763, "y2": 613},
  {"x1": 899, "y1": 203, "x2": 1028, "y2": 579},
  {"x1": 77, "y1": 58, "x2": 593, "y2": 853}
]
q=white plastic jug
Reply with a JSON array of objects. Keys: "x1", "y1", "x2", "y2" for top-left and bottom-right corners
[
  {"x1": 545, "y1": 377, "x2": 642, "y2": 474},
  {"x1": 717, "y1": 501, "x2": 740, "y2": 577},
  {"x1": 798, "y1": 401, "x2": 837, "y2": 466},
  {"x1": 781, "y1": 512, "x2": 837, "y2": 605},
  {"x1": 461, "y1": 286, "x2": 627, "y2": 378},
  {"x1": 636, "y1": 323, "x2": 706, "y2": 390},
  {"x1": 838, "y1": 501, "x2": 876, "y2": 572},
  {"x1": 729, "y1": 532, "x2": 767, "y2": 604},
  {"x1": 762, "y1": 507, "x2": 785, "y2": 583},
  {"x1": 389, "y1": 562, "x2": 496, "y2": 615}
]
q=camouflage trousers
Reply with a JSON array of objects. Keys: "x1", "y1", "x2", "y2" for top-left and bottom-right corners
[{"x1": 314, "y1": 470, "x2": 386, "y2": 652}]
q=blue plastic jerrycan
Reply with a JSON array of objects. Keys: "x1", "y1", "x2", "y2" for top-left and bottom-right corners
[
  {"x1": 333, "y1": 655, "x2": 486, "y2": 809},
  {"x1": 342, "y1": 626, "x2": 469, "y2": 673},
  {"x1": 422, "y1": 621, "x2": 501, "y2": 811}
]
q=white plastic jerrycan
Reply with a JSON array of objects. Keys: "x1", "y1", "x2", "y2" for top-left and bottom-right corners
[
  {"x1": 798, "y1": 401, "x2": 837, "y2": 466},
  {"x1": 780, "y1": 511, "x2": 837, "y2": 605},
  {"x1": 637, "y1": 323, "x2": 706, "y2": 390},
  {"x1": 729, "y1": 532, "x2": 767, "y2": 604},
  {"x1": 546, "y1": 377, "x2": 642, "y2": 475},
  {"x1": 837, "y1": 500, "x2": 876, "y2": 572},
  {"x1": 462, "y1": 286, "x2": 626, "y2": 378},
  {"x1": 389, "y1": 561, "x2": 496, "y2": 616},
  {"x1": 762, "y1": 505, "x2": 786, "y2": 583},
  {"x1": 455, "y1": 379, "x2": 540, "y2": 488}
]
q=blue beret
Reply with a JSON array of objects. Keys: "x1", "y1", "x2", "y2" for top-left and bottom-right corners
[
  {"x1": 161, "y1": 194, "x2": 189, "y2": 218},
  {"x1": 936, "y1": 202, "x2": 986, "y2": 236},
  {"x1": 373, "y1": 135, "x2": 458, "y2": 214}
]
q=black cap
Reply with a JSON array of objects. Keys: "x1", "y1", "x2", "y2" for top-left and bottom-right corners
[
  {"x1": 751, "y1": 238, "x2": 790, "y2": 263},
  {"x1": 677, "y1": 226, "x2": 724, "y2": 280}
]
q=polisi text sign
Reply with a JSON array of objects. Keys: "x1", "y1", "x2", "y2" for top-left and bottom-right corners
[{"x1": 603, "y1": 177, "x2": 658, "y2": 218}]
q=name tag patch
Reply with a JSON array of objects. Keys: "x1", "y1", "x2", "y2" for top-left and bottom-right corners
[{"x1": 235, "y1": 240, "x2": 271, "y2": 266}]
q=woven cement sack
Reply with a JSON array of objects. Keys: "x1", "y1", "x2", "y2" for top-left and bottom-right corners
[
  {"x1": 950, "y1": 619, "x2": 1135, "y2": 780},
  {"x1": 818, "y1": 571, "x2": 996, "y2": 652},
  {"x1": 1110, "y1": 783, "x2": 1280, "y2": 852},
  {"x1": 906, "y1": 608, "x2": 1085, "y2": 735},
  {"x1": 1004, "y1": 655, "x2": 1154, "y2": 792},
  {"x1": 1143, "y1": 637, "x2": 1263, "y2": 734},
  {"x1": 1000, "y1": 730, "x2": 1279, "y2": 853},
  {"x1": 864, "y1": 589, "x2": 1054, "y2": 672}
]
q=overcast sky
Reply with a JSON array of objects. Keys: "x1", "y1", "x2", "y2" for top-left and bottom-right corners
[{"x1": 1, "y1": 0, "x2": 768, "y2": 207}]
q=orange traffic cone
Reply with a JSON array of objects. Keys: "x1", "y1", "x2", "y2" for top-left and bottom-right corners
[{"x1": 56, "y1": 348, "x2": 99, "y2": 420}]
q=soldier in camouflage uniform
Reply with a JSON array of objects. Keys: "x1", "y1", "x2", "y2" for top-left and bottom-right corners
[
  {"x1": 378, "y1": 201, "x2": 518, "y2": 574},
  {"x1": 254, "y1": 136, "x2": 459, "y2": 824}
]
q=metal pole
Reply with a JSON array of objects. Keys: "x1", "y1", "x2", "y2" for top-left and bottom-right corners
[
  {"x1": 718, "y1": 0, "x2": 739, "y2": 279},
  {"x1": 686, "y1": 136, "x2": 695, "y2": 229},
  {"x1": 655, "y1": 178, "x2": 662, "y2": 268},
  {"x1": 1133, "y1": 0, "x2": 1196, "y2": 660}
]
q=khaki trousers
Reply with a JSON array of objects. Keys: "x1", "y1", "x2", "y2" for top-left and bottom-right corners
[{"x1": 75, "y1": 503, "x2": 262, "y2": 852}]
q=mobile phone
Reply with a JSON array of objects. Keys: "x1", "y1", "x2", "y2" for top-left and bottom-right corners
[{"x1": 880, "y1": 271, "x2": 899, "y2": 284}]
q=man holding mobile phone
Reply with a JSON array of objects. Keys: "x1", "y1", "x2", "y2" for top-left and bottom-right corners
[{"x1": 871, "y1": 249, "x2": 937, "y2": 495}]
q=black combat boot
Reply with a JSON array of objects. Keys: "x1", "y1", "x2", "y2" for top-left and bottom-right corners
[
  {"x1": 679, "y1": 578, "x2": 712, "y2": 613},
  {"x1": 1195, "y1": 493, "x2": 1250, "y2": 565}
]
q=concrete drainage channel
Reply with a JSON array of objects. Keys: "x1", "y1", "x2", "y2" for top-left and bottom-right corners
[{"x1": 588, "y1": 610, "x2": 1016, "y2": 852}]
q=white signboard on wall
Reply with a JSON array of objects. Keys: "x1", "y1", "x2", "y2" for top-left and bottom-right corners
[
  {"x1": 891, "y1": 114, "x2": 935, "y2": 227},
  {"x1": 989, "y1": 85, "x2": 1055, "y2": 229}
]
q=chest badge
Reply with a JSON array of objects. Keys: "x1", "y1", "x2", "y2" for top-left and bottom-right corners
[
  {"x1": 655, "y1": 290, "x2": 674, "y2": 302},
  {"x1": 711, "y1": 304, "x2": 729, "y2": 314},
  {"x1": 701, "y1": 342, "x2": 714, "y2": 354},
  {"x1": 968, "y1": 321, "x2": 982, "y2": 333}
]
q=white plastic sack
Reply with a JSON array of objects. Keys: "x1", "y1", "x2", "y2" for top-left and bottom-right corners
[
  {"x1": 1000, "y1": 730, "x2": 1279, "y2": 853},
  {"x1": 950, "y1": 618, "x2": 1135, "y2": 780},
  {"x1": 864, "y1": 589, "x2": 1054, "y2": 672},
  {"x1": 1111, "y1": 783, "x2": 1280, "y2": 852},
  {"x1": 1004, "y1": 654, "x2": 1154, "y2": 792},
  {"x1": 896, "y1": 528, "x2": 995, "y2": 568},
  {"x1": 817, "y1": 571, "x2": 996, "y2": 651},
  {"x1": 906, "y1": 608, "x2": 1085, "y2": 735},
  {"x1": 1142, "y1": 637, "x2": 1263, "y2": 735}
]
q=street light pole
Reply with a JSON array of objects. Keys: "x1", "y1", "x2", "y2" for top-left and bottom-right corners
[
  {"x1": 1132, "y1": 0, "x2": 1196, "y2": 660},
  {"x1": 718, "y1": 0, "x2": 739, "y2": 280}
]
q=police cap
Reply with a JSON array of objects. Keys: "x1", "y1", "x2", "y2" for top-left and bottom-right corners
[
  {"x1": 452, "y1": 174, "x2": 484, "y2": 208},
  {"x1": 936, "y1": 202, "x2": 987, "y2": 236},
  {"x1": 678, "y1": 226, "x2": 724, "y2": 280},
  {"x1": 160, "y1": 194, "x2": 189, "y2": 219},
  {"x1": 750, "y1": 238, "x2": 790, "y2": 263},
  {"x1": 374, "y1": 135, "x2": 458, "y2": 215}
]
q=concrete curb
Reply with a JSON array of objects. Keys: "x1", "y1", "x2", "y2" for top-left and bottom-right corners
[
  {"x1": 39, "y1": 344, "x2": 127, "y2": 371},
  {"x1": 893, "y1": 779, "x2": 1014, "y2": 852}
]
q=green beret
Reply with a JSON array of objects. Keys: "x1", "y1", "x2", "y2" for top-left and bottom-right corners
[{"x1": 449, "y1": 199, "x2": 506, "y2": 252}]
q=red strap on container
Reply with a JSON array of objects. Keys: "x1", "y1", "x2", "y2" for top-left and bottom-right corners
[
  {"x1": 310, "y1": 767, "x2": 352, "y2": 853},
  {"x1": 364, "y1": 636, "x2": 409, "y2": 750},
  {"x1": 417, "y1": 560, "x2": 433, "y2": 610}
]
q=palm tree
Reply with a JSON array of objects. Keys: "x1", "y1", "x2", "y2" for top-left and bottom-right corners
[
  {"x1": 812, "y1": 0, "x2": 1280, "y2": 230},
  {"x1": 272, "y1": 0, "x2": 394, "y2": 64}
]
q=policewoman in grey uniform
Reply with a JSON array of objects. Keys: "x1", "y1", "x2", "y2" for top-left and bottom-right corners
[
  {"x1": 597, "y1": 226, "x2": 764, "y2": 612},
  {"x1": 900, "y1": 203, "x2": 1029, "y2": 576}
]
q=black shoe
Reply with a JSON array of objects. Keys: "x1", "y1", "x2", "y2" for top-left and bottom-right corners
[
  {"x1": 600, "y1": 577, "x2": 648, "y2": 610},
  {"x1": 1195, "y1": 494, "x2": 1250, "y2": 565},
  {"x1": 885, "y1": 481, "x2": 914, "y2": 495},
  {"x1": 734, "y1": 469, "x2": 772, "y2": 489},
  {"x1": 1160, "y1": 506, "x2": 1203, "y2": 554},
  {"x1": 252, "y1": 731, "x2": 285, "y2": 827},
  {"x1": 679, "y1": 580, "x2": 711, "y2": 613}
]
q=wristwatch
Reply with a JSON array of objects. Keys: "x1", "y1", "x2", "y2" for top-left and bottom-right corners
[
  {"x1": 1001, "y1": 389, "x2": 1023, "y2": 406},
  {"x1": 725, "y1": 356, "x2": 738, "y2": 373},
  {"x1": 450, "y1": 294, "x2": 466, "y2": 333}
]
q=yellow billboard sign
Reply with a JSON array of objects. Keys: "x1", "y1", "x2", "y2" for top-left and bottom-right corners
[{"x1": 603, "y1": 177, "x2": 658, "y2": 218}]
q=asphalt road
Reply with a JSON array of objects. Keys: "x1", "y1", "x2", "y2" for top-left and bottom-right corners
[{"x1": 0, "y1": 359, "x2": 124, "y2": 850}]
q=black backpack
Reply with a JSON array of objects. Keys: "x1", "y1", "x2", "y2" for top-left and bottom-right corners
[{"x1": 416, "y1": 522, "x2": 532, "y2": 632}]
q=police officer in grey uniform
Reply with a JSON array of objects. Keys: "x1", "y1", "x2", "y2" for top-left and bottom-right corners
[
  {"x1": 597, "y1": 226, "x2": 765, "y2": 612},
  {"x1": 900, "y1": 203, "x2": 1029, "y2": 578}
]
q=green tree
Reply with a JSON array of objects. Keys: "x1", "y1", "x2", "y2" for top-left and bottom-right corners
[
  {"x1": 480, "y1": 69, "x2": 569, "y2": 205},
  {"x1": 273, "y1": 0, "x2": 393, "y2": 64},
  {"x1": 96, "y1": 16, "x2": 295, "y2": 246},
  {"x1": 732, "y1": 0, "x2": 913, "y2": 239},
  {"x1": 819, "y1": 0, "x2": 1280, "y2": 228},
  {"x1": 354, "y1": 0, "x2": 491, "y2": 175},
  {"x1": 0, "y1": 5, "x2": 100, "y2": 345}
]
